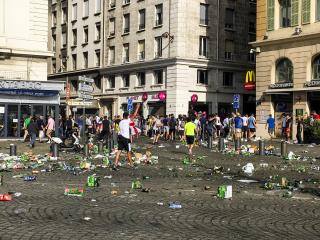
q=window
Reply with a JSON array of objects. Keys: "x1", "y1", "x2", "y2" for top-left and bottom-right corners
[
  {"x1": 199, "y1": 36, "x2": 208, "y2": 57},
  {"x1": 72, "y1": 54, "x2": 77, "y2": 70},
  {"x1": 223, "y1": 72, "x2": 233, "y2": 87},
  {"x1": 108, "y1": 76, "x2": 115, "y2": 89},
  {"x1": 123, "y1": 43, "x2": 129, "y2": 63},
  {"x1": 267, "y1": 0, "x2": 275, "y2": 30},
  {"x1": 123, "y1": 14, "x2": 130, "y2": 33},
  {"x1": 155, "y1": 4, "x2": 163, "y2": 26},
  {"x1": 61, "y1": 32, "x2": 67, "y2": 48},
  {"x1": 276, "y1": 58, "x2": 293, "y2": 83},
  {"x1": 109, "y1": 46, "x2": 115, "y2": 64},
  {"x1": 123, "y1": 0, "x2": 130, "y2": 5},
  {"x1": 154, "y1": 70, "x2": 163, "y2": 85},
  {"x1": 61, "y1": 57, "x2": 67, "y2": 72},
  {"x1": 62, "y1": 7, "x2": 67, "y2": 24},
  {"x1": 200, "y1": 4, "x2": 208, "y2": 25},
  {"x1": 197, "y1": 70, "x2": 208, "y2": 85},
  {"x1": 83, "y1": 26, "x2": 88, "y2": 43},
  {"x1": 52, "y1": 11, "x2": 57, "y2": 27},
  {"x1": 95, "y1": 50, "x2": 101, "y2": 67},
  {"x1": 110, "y1": 0, "x2": 116, "y2": 8},
  {"x1": 155, "y1": 36, "x2": 162, "y2": 58},
  {"x1": 95, "y1": 22, "x2": 101, "y2": 41},
  {"x1": 312, "y1": 55, "x2": 320, "y2": 79},
  {"x1": 279, "y1": 0, "x2": 292, "y2": 28},
  {"x1": 109, "y1": 18, "x2": 115, "y2": 36},
  {"x1": 138, "y1": 40, "x2": 145, "y2": 60},
  {"x1": 72, "y1": 29, "x2": 77, "y2": 46},
  {"x1": 317, "y1": 0, "x2": 320, "y2": 20},
  {"x1": 83, "y1": 52, "x2": 88, "y2": 68},
  {"x1": 83, "y1": 0, "x2": 89, "y2": 18},
  {"x1": 72, "y1": 4, "x2": 77, "y2": 21},
  {"x1": 139, "y1": 9, "x2": 146, "y2": 30},
  {"x1": 225, "y1": 40, "x2": 234, "y2": 60},
  {"x1": 95, "y1": 0, "x2": 101, "y2": 13},
  {"x1": 52, "y1": 35, "x2": 56, "y2": 51},
  {"x1": 123, "y1": 74, "x2": 130, "y2": 88},
  {"x1": 137, "y1": 72, "x2": 146, "y2": 86},
  {"x1": 301, "y1": 0, "x2": 311, "y2": 24},
  {"x1": 249, "y1": 13, "x2": 256, "y2": 33},
  {"x1": 225, "y1": 8, "x2": 234, "y2": 29}
]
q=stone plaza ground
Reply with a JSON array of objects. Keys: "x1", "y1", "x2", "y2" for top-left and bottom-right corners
[{"x1": 0, "y1": 137, "x2": 319, "y2": 240}]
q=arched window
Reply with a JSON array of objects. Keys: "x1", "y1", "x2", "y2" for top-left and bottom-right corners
[
  {"x1": 276, "y1": 58, "x2": 293, "y2": 83},
  {"x1": 313, "y1": 55, "x2": 320, "y2": 80}
]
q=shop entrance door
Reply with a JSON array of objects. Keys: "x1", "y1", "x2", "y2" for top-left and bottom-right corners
[
  {"x1": 0, "y1": 105, "x2": 4, "y2": 137},
  {"x1": 20, "y1": 105, "x2": 31, "y2": 138},
  {"x1": 7, "y1": 105, "x2": 19, "y2": 137}
]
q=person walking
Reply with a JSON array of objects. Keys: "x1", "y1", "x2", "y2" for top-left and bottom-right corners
[
  {"x1": 265, "y1": 114, "x2": 275, "y2": 139},
  {"x1": 168, "y1": 114, "x2": 176, "y2": 141},
  {"x1": 234, "y1": 113, "x2": 243, "y2": 141},
  {"x1": 23, "y1": 114, "x2": 31, "y2": 142},
  {"x1": 101, "y1": 116, "x2": 110, "y2": 144},
  {"x1": 66, "y1": 115, "x2": 74, "y2": 138},
  {"x1": 296, "y1": 116, "x2": 303, "y2": 144},
  {"x1": 28, "y1": 117, "x2": 38, "y2": 148},
  {"x1": 285, "y1": 114, "x2": 292, "y2": 143},
  {"x1": 162, "y1": 115, "x2": 170, "y2": 140},
  {"x1": 114, "y1": 112, "x2": 133, "y2": 170},
  {"x1": 241, "y1": 114, "x2": 249, "y2": 141},
  {"x1": 214, "y1": 114, "x2": 222, "y2": 138},
  {"x1": 37, "y1": 116, "x2": 45, "y2": 143},
  {"x1": 45, "y1": 115, "x2": 55, "y2": 143},
  {"x1": 248, "y1": 113, "x2": 256, "y2": 140},
  {"x1": 184, "y1": 117, "x2": 197, "y2": 157},
  {"x1": 152, "y1": 116, "x2": 162, "y2": 144}
]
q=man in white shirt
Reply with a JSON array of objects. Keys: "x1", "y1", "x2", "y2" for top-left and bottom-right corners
[
  {"x1": 241, "y1": 114, "x2": 249, "y2": 141},
  {"x1": 114, "y1": 112, "x2": 133, "y2": 170}
]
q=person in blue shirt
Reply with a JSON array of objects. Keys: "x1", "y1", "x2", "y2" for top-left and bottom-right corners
[
  {"x1": 234, "y1": 112, "x2": 243, "y2": 140},
  {"x1": 265, "y1": 114, "x2": 275, "y2": 139},
  {"x1": 248, "y1": 113, "x2": 256, "y2": 139}
]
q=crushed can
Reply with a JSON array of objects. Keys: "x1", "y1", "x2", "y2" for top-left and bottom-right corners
[
  {"x1": 131, "y1": 180, "x2": 142, "y2": 189},
  {"x1": 0, "y1": 193, "x2": 12, "y2": 201},
  {"x1": 64, "y1": 188, "x2": 84, "y2": 197},
  {"x1": 23, "y1": 176, "x2": 36, "y2": 181},
  {"x1": 87, "y1": 175, "x2": 99, "y2": 187},
  {"x1": 217, "y1": 185, "x2": 232, "y2": 199}
]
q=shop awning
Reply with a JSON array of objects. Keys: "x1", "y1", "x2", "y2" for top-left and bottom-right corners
[{"x1": 264, "y1": 87, "x2": 320, "y2": 94}]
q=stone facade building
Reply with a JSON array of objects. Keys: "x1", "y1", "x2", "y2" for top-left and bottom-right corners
[
  {"x1": 49, "y1": 0, "x2": 256, "y2": 118},
  {"x1": 0, "y1": 0, "x2": 63, "y2": 138},
  {"x1": 253, "y1": 0, "x2": 320, "y2": 138}
]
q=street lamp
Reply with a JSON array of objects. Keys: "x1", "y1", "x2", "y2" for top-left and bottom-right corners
[{"x1": 161, "y1": 32, "x2": 174, "y2": 43}]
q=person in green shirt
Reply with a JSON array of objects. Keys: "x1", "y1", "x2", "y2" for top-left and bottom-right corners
[
  {"x1": 23, "y1": 114, "x2": 31, "y2": 142},
  {"x1": 184, "y1": 117, "x2": 197, "y2": 156}
]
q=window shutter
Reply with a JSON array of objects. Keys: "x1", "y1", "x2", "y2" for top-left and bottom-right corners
[
  {"x1": 317, "y1": 0, "x2": 320, "y2": 21},
  {"x1": 291, "y1": 0, "x2": 299, "y2": 26},
  {"x1": 267, "y1": 0, "x2": 274, "y2": 31},
  {"x1": 302, "y1": 0, "x2": 311, "y2": 24}
]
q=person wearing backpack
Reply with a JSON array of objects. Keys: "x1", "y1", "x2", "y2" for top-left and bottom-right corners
[{"x1": 178, "y1": 115, "x2": 186, "y2": 142}]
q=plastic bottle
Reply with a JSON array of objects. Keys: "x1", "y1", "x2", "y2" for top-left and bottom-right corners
[{"x1": 23, "y1": 176, "x2": 36, "y2": 181}]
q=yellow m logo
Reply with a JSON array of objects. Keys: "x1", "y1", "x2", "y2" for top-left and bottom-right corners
[{"x1": 245, "y1": 71, "x2": 255, "y2": 83}]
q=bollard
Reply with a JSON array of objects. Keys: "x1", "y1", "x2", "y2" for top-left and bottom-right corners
[
  {"x1": 234, "y1": 138, "x2": 241, "y2": 151},
  {"x1": 53, "y1": 143, "x2": 59, "y2": 158},
  {"x1": 9, "y1": 144, "x2": 17, "y2": 156},
  {"x1": 84, "y1": 144, "x2": 89, "y2": 156},
  {"x1": 281, "y1": 141, "x2": 287, "y2": 157},
  {"x1": 259, "y1": 140, "x2": 265, "y2": 156},
  {"x1": 218, "y1": 138, "x2": 225, "y2": 152},
  {"x1": 208, "y1": 135, "x2": 213, "y2": 149},
  {"x1": 98, "y1": 141, "x2": 104, "y2": 154}
]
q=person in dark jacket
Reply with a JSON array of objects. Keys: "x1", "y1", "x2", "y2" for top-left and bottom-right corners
[{"x1": 28, "y1": 117, "x2": 38, "y2": 148}]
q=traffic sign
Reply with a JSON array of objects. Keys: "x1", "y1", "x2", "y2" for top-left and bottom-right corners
[
  {"x1": 127, "y1": 98, "x2": 133, "y2": 112},
  {"x1": 79, "y1": 92, "x2": 94, "y2": 100},
  {"x1": 79, "y1": 76, "x2": 94, "y2": 83},
  {"x1": 78, "y1": 82, "x2": 94, "y2": 93},
  {"x1": 233, "y1": 102, "x2": 239, "y2": 109},
  {"x1": 233, "y1": 94, "x2": 240, "y2": 103}
]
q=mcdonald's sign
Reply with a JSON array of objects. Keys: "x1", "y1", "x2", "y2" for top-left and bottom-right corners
[{"x1": 244, "y1": 70, "x2": 256, "y2": 91}]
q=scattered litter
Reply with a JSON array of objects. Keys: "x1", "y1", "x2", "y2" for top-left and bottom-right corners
[
  {"x1": 0, "y1": 193, "x2": 12, "y2": 201},
  {"x1": 64, "y1": 188, "x2": 84, "y2": 197},
  {"x1": 217, "y1": 185, "x2": 232, "y2": 199},
  {"x1": 242, "y1": 163, "x2": 254, "y2": 176},
  {"x1": 168, "y1": 202, "x2": 182, "y2": 209},
  {"x1": 83, "y1": 217, "x2": 91, "y2": 221},
  {"x1": 237, "y1": 180, "x2": 258, "y2": 183}
]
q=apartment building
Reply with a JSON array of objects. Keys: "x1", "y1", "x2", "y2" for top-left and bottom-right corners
[
  {"x1": 0, "y1": 0, "x2": 63, "y2": 138},
  {"x1": 253, "y1": 0, "x2": 320, "y2": 137},
  {"x1": 48, "y1": 0, "x2": 104, "y2": 113},
  {"x1": 49, "y1": 0, "x2": 256, "y2": 117}
]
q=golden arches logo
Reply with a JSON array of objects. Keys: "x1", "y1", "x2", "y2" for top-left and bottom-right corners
[{"x1": 245, "y1": 70, "x2": 255, "y2": 83}]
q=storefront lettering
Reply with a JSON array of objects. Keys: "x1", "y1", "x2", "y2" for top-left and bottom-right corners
[
  {"x1": 305, "y1": 80, "x2": 320, "y2": 87},
  {"x1": 151, "y1": 94, "x2": 159, "y2": 99},
  {"x1": 269, "y1": 82, "x2": 293, "y2": 89},
  {"x1": 127, "y1": 96, "x2": 139, "y2": 100},
  {"x1": 0, "y1": 80, "x2": 42, "y2": 90}
]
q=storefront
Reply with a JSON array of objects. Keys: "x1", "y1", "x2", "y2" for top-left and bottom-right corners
[{"x1": 0, "y1": 80, "x2": 64, "y2": 138}]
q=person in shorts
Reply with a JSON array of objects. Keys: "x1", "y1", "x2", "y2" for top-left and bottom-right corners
[
  {"x1": 265, "y1": 114, "x2": 275, "y2": 139},
  {"x1": 248, "y1": 113, "x2": 256, "y2": 139},
  {"x1": 162, "y1": 115, "x2": 170, "y2": 140},
  {"x1": 152, "y1": 116, "x2": 162, "y2": 144},
  {"x1": 184, "y1": 117, "x2": 197, "y2": 156},
  {"x1": 114, "y1": 112, "x2": 133, "y2": 170},
  {"x1": 234, "y1": 113, "x2": 243, "y2": 141},
  {"x1": 241, "y1": 114, "x2": 249, "y2": 141}
]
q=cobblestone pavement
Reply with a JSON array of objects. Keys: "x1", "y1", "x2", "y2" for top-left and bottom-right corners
[{"x1": 0, "y1": 138, "x2": 319, "y2": 240}]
